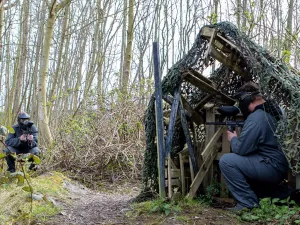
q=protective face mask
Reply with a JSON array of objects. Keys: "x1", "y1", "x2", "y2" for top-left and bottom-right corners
[{"x1": 239, "y1": 100, "x2": 251, "y2": 120}]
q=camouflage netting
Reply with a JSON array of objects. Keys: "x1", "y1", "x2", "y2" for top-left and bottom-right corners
[{"x1": 143, "y1": 21, "x2": 300, "y2": 191}]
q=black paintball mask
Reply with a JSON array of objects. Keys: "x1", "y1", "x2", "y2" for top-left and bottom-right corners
[
  {"x1": 17, "y1": 112, "x2": 34, "y2": 130},
  {"x1": 233, "y1": 91, "x2": 261, "y2": 119}
]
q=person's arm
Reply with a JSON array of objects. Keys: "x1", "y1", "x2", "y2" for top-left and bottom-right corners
[
  {"x1": 230, "y1": 119, "x2": 262, "y2": 155},
  {"x1": 5, "y1": 128, "x2": 22, "y2": 148}
]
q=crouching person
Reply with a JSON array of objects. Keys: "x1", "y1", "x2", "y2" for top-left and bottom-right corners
[
  {"x1": 219, "y1": 82, "x2": 290, "y2": 211},
  {"x1": 4, "y1": 112, "x2": 40, "y2": 173}
]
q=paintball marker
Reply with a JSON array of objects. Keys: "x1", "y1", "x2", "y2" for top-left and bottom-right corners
[
  {"x1": 21, "y1": 121, "x2": 36, "y2": 146},
  {"x1": 206, "y1": 106, "x2": 244, "y2": 132}
]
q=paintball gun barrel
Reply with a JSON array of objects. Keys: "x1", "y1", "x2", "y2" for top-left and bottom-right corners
[{"x1": 206, "y1": 106, "x2": 244, "y2": 132}]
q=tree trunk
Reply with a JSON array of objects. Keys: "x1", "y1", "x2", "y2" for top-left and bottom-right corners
[
  {"x1": 121, "y1": 0, "x2": 134, "y2": 98},
  {"x1": 38, "y1": 0, "x2": 71, "y2": 145}
]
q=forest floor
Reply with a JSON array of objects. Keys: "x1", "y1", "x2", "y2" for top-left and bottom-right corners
[{"x1": 46, "y1": 178, "x2": 247, "y2": 225}]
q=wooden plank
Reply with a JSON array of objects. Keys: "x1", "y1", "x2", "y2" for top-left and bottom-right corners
[
  {"x1": 209, "y1": 46, "x2": 249, "y2": 79},
  {"x1": 165, "y1": 169, "x2": 181, "y2": 178},
  {"x1": 168, "y1": 157, "x2": 172, "y2": 198},
  {"x1": 204, "y1": 28, "x2": 217, "y2": 66},
  {"x1": 188, "y1": 68, "x2": 213, "y2": 85},
  {"x1": 220, "y1": 129, "x2": 231, "y2": 197},
  {"x1": 181, "y1": 95, "x2": 204, "y2": 125},
  {"x1": 179, "y1": 153, "x2": 186, "y2": 195},
  {"x1": 194, "y1": 94, "x2": 214, "y2": 111},
  {"x1": 165, "y1": 87, "x2": 180, "y2": 157},
  {"x1": 201, "y1": 126, "x2": 225, "y2": 162},
  {"x1": 179, "y1": 98, "x2": 199, "y2": 174},
  {"x1": 165, "y1": 179, "x2": 181, "y2": 187},
  {"x1": 182, "y1": 71, "x2": 235, "y2": 104},
  {"x1": 187, "y1": 147, "x2": 219, "y2": 198},
  {"x1": 200, "y1": 27, "x2": 216, "y2": 39},
  {"x1": 202, "y1": 108, "x2": 215, "y2": 190},
  {"x1": 215, "y1": 33, "x2": 241, "y2": 53},
  {"x1": 153, "y1": 42, "x2": 166, "y2": 198},
  {"x1": 189, "y1": 157, "x2": 195, "y2": 181}
]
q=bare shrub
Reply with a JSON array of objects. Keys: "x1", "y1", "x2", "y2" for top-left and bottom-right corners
[{"x1": 44, "y1": 100, "x2": 145, "y2": 188}]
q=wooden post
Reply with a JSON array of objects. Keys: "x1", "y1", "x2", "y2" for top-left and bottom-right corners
[
  {"x1": 153, "y1": 42, "x2": 165, "y2": 198},
  {"x1": 168, "y1": 157, "x2": 172, "y2": 198},
  {"x1": 179, "y1": 98, "x2": 198, "y2": 175},
  {"x1": 203, "y1": 107, "x2": 215, "y2": 189},
  {"x1": 220, "y1": 129, "x2": 230, "y2": 197},
  {"x1": 165, "y1": 87, "x2": 180, "y2": 157},
  {"x1": 179, "y1": 153, "x2": 186, "y2": 195}
]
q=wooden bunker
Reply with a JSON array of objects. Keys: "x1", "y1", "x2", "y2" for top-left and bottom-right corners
[{"x1": 158, "y1": 26, "x2": 298, "y2": 199}]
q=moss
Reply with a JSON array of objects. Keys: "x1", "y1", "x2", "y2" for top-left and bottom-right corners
[{"x1": 0, "y1": 171, "x2": 69, "y2": 223}]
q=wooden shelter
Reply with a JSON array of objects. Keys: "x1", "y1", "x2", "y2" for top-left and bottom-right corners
[{"x1": 160, "y1": 26, "x2": 297, "y2": 198}]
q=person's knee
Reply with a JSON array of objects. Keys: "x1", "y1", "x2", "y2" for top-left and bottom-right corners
[
  {"x1": 3, "y1": 148, "x2": 9, "y2": 154},
  {"x1": 29, "y1": 147, "x2": 40, "y2": 155},
  {"x1": 219, "y1": 153, "x2": 237, "y2": 170},
  {"x1": 3, "y1": 146, "x2": 16, "y2": 154}
]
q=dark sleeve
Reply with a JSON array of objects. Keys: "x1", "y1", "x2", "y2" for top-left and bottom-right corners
[
  {"x1": 5, "y1": 128, "x2": 21, "y2": 148},
  {"x1": 230, "y1": 119, "x2": 262, "y2": 155},
  {"x1": 30, "y1": 125, "x2": 38, "y2": 147}
]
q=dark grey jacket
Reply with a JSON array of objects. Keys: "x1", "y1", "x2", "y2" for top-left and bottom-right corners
[
  {"x1": 5, "y1": 124, "x2": 38, "y2": 149},
  {"x1": 230, "y1": 106, "x2": 289, "y2": 173}
]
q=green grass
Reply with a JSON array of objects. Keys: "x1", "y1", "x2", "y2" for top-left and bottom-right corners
[{"x1": 0, "y1": 171, "x2": 69, "y2": 224}]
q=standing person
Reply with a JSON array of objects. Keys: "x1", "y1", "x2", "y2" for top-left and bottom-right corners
[
  {"x1": 219, "y1": 82, "x2": 290, "y2": 211},
  {"x1": 4, "y1": 112, "x2": 40, "y2": 172}
]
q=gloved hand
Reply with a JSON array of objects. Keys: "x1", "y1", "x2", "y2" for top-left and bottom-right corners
[
  {"x1": 226, "y1": 130, "x2": 237, "y2": 142},
  {"x1": 27, "y1": 135, "x2": 33, "y2": 141},
  {"x1": 20, "y1": 134, "x2": 27, "y2": 142}
]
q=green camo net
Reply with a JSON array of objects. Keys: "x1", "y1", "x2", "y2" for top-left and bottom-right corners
[{"x1": 143, "y1": 21, "x2": 300, "y2": 191}]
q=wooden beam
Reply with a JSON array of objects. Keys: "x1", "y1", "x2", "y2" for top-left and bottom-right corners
[
  {"x1": 187, "y1": 146, "x2": 219, "y2": 198},
  {"x1": 179, "y1": 153, "x2": 186, "y2": 195},
  {"x1": 201, "y1": 126, "x2": 225, "y2": 161},
  {"x1": 179, "y1": 99, "x2": 198, "y2": 175},
  {"x1": 200, "y1": 27, "x2": 216, "y2": 39},
  {"x1": 181, "y1": 95, "x2": 204, "y2": 125},
  {"x1": 165, "y1": 87, "x2": 180, "y2": 157},
  {"x1": 214, "y1": 33, "x2": 241, "y2": 53},
  {"x1": 168, "y1": 157, "x2": 172, "y2": 198},
  {"x1": 182, "y1": 71, "x2": 235, "y2": 104},
  {"x1": 209, "y1": 46, "x2": 249, "y2": 79},
  {"x1": 194, "y1": 94, "x2": 214, "y2": 111},
  {"x1": 187, "y1": 68, "x2": 214, "y2": 85},
  {"x1": 153, "y1": 42, "x2": 166, "y2": 198},
  {"x1": 204, "y1": 29, "x2": 217, "y2": 66}
]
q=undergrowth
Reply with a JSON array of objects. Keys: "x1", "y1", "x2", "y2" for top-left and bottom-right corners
[
  {"x1": 46, "y1": 99, "x2": 146, "y2": 189},
  {"x1": 130, "y1": 197, "x2": 201, "y2": 217},
  {"x1": 239, "y1": 197, "x2": 300, "y2": 224}
]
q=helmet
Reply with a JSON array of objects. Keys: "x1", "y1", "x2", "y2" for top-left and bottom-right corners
[
  {"x1": 18, "y1": 112, "x2": 30, "y2": 120},
  {"x1": 233, "y1": 91, "x2": 260, "y2": 119}
]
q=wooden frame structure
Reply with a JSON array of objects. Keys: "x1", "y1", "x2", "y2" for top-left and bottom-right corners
[{"x1": 162, "y1": 26, "x2": 251, "y2": 198}]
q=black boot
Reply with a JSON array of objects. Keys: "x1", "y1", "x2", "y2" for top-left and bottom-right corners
[
  {"x1": 29, "y1": 163, "x2": 38, "y2": 171},
  {"x1": 6, "y1": 155, "x2": 16, "y2": 173}
]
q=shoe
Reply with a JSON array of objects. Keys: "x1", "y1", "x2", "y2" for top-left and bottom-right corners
[
  {"x1": 290, "y1": 189, "x2": 300, "y2": 204},
  {"x1": 7, "y1": 169, "x2": 15, "y2": 173},
  {"x1": 226, "y1": 204, "x2": 248, "y2": 213},
  {"x1": 29, "y1": 163, "x2": 38, "y2": 171}
]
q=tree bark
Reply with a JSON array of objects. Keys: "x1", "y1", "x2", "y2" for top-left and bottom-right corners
[{"x1": 38, "y1": 0, "x2": 71, "y2": 145}]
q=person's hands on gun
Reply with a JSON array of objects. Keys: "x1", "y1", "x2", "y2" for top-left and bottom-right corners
[
  {"x1": 227, "y1": 130, "x2": 237, "y2": 142},
  {"x1": 27, "y1": 135, "x2": 33, "y2": 141},
  {"x1": 20, "y1": 134, "x2": 27, "y2": 142}
]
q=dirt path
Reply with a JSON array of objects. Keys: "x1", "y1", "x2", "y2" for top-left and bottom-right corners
[
  {"x1": 46, "y1": 180, "x2": 244, "y2": 225},
  {"x1": 47, "y1": 181, "x2": 137, "y2": 225}
]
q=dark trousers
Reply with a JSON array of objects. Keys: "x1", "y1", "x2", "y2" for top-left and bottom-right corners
[
  {"x1": 219, "y1": 153, "x2": 287, "y2": 208},
  {"x1": 3, "y1": 146, "x2": 40, "y2": 172}
]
